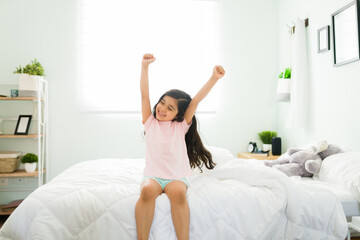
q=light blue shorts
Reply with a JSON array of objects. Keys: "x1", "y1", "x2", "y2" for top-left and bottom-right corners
[{"x1": 142, "y1": 176, "x2": 189, "y2": 190}]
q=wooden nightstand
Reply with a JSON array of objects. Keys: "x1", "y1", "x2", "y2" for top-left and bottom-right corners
[{"x1": 237, "y1": 152, "x2": 280, "y2": 160}]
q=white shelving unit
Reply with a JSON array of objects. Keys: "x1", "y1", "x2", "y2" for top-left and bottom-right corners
[{"x1": 0, "y1": 79, "x2": 49, "y2": 215}]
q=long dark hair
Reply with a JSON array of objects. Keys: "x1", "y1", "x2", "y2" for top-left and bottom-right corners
[{"x1": 152, "y1": 89, "x2": 215, "y2": 171}]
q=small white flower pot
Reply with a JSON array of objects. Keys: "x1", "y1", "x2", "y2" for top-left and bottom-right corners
[
  {"x1": 18, "y1": 74, "x2": 44, "y2": 97},
  {"x1": 276, "y1": 78, "x2": 291, "y2": 102},
  {"x1": 24, "y1": 163, "x2": 37, "y2": 173},
  {"x1": 262, "y1": 144, "x2": 272, "y2": 152}
]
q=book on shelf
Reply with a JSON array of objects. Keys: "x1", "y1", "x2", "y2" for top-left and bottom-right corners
[
  {"x1": 2, "y1": 207, "x2": 17, "y2": 212},
  {"x1": 1, "y1": 199, "x2": 24, "y2": 212}
]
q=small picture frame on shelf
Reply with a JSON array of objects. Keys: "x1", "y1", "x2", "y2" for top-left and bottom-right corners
[
  {"x1": 317, "y1": 25, "x2": 330, "y2": 53},
  {"x1": 14, "y1": 115, "x2": 32, "y2": 135}
]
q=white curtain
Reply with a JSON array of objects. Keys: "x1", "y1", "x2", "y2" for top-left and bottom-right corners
[{"x1": 286, "y1": 18, "x2": 308, "y2": 129}]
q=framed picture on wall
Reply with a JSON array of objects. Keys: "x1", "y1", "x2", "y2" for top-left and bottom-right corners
[
  {"x1": 317, "y1": 25, "x2": 330, "y2": 53},
  {"x1": 331, "y1": 0, "x2": 360, "y2": 66},
  {"x1": 14, "y1": 115, "x2": 32, "y2": 135}
]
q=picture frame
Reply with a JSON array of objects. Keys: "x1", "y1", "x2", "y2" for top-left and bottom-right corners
[
  {"x1": 317, "y1": 25, "x2": 330, "y2": 53},
  {"x1": 14, "y1": 115, "x2": 32, "y2": 135},
  {"x1": 332, "y1": 0, "x2": 360, "y2": 66}
]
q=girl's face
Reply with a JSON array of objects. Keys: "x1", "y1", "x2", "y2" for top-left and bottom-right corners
[{"x1": 155, "y1": 95, "x2": 179, "y2": 121}]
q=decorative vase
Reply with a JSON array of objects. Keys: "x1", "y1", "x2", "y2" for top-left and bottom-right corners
[
  {"x1": 276, "y1": 78, "x2": 291, "y2": 102},
  {"x1": 262, "y1": 144, "x2": 272, "y2": 152},
  {"x1": 18, "y1": 74, "x2": 43, "y2": 97},
  {"x1": 24, "y1": 162, "x2": 37, "y2": 173}
]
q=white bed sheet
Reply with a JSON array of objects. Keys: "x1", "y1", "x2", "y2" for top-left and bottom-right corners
[
  {"x1": 0, "y1": 156, "x2": 348, "y2": 240},
  {"x1": 292, "y1": 177, "x2": 360, "y2": 217}
]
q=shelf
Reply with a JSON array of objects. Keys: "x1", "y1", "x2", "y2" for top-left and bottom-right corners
[
  {"x1": 0, "y1": 97, "x2": 44, "y2": 101},
  {"x1": 0, "y1": 81, "x2": 48, "y2": 211},
  {"x1": 0, "y1": 134, "x2": 43, "y2": 139},
  {"x1": 0, "y1": 169, "x2": 46, "y2": 178}
]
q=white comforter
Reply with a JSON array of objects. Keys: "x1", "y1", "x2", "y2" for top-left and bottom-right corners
[{"x1": 0, "y1": 157, "x2": 348, "y2": 240}]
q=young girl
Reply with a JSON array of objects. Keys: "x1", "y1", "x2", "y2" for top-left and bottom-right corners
[{"x1": 135, "y1": 53, "x2": 225, "y2": 240}]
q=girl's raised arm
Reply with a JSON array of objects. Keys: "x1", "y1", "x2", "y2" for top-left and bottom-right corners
[
  {"x1": 184, "y1": 65, "x2": 225, "y2": 124},
  {"x1": 140, "y1": 54, "x2": 156, "y2": 123}
]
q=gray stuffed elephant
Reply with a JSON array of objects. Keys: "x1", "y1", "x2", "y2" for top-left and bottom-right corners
[{"x1": 264, "y1": 140, "x2": 342, "y2": 177}]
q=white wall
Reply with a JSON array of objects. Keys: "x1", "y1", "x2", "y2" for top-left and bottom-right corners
[
  {"x1": 0, "y1": 0, "x2": 278, "y2": 203},
  {"x1": 277, "y1": 0, "x2": 360, "y2": 151}
]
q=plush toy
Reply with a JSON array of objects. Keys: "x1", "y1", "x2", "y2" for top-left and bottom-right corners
[{"x1": 264, "y1": 140, "x2": 342, "y2": 177}]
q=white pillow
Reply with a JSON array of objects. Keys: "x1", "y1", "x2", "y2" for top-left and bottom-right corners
[
  {"x1": 205, "y1": 145, "x2": 234, "y2": 164},
  {"x1": 191, "y1": 146, "x2": 234, "y2": 175},
  {"x1": 318, "y1": 151, "x2": 360, "y2": 202}
]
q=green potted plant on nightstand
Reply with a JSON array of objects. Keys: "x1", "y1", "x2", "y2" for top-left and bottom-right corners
[
  {"x1": 21, "y1": 153, "x2": 38, "y2": 173},
  {"x1": 13, "y1": 59, "x2": 45, "y2": 97},
  {"x1": 258, "y1": 131, "x2": 277, "y2": 152}
]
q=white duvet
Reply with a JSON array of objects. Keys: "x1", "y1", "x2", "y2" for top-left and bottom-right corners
[{"x1": 0, "y1": 156, "x2": 348, "y2": 240}]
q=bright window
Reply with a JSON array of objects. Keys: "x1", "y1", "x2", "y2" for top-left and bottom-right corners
[{"x1": 79, "y1": 0, "x2": 219, "y2": 113}]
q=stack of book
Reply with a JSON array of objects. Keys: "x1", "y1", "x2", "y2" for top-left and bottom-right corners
[{"x1": 251, "y1": 151, "x2": 269, "y2": 157}]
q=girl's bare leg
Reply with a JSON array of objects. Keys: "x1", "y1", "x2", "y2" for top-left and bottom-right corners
[
  {"x1": 135, "y1": 179, "x2": 163, "y2": 240},
  {"x1": 164, "y1": 181, "x2": 189, "y2": 240}
]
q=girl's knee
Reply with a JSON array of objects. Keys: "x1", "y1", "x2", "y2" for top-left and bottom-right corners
[
  {"x1": 140, "y1": 184, "x2": 161, "y2": 201},
  {"x1": 167, "y1": 187, "x2": 187, "y2": 204}
]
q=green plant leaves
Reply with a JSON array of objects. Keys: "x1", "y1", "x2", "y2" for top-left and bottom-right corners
[
  {"x1": 21, "y1": 153, "x2": 38, "y2": 164},
  {"x1": 279, "y1": 67, "x2": 291, "y2": 79},
  {"x1": 13, "y1": 59, "x2": 45, "y2": 76},
  {"x1": 13, "y1": 65, "x2": 23, "y2": 74},
  {"x1": 257, "y1": 131, "x2": 277, "y2": 144}
]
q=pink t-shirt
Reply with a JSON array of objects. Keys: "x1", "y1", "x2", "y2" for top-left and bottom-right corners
[{"x1": 143, "y1": 114, "x2": 193, "y2": 179}]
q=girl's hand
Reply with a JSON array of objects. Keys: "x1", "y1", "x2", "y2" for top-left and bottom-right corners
[
  {"x1": 142, "y1": 53, "x2": 156, "y2": 67},
  {"x1": 212, "y1": 65, "x2": 225, "y2": 80}
]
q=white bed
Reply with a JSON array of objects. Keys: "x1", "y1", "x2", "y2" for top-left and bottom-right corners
[
  {"x1": 0, "y1": 147, "x2": 351, "y2": 240},
  {"x1": 288, "y1": 151, "x2": 360, "y2": 239},
  {"x1": 293, "y1": 177, "x2": 360, "y2": 217}
]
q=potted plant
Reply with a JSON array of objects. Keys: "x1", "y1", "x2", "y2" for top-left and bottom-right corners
[
  {"x1": 13, "y1": 59, "x2": 45, "y2": 97},
  {"x1": 258, "y1": 131, "x2": 277, "y2": 152},
  {"x1": 21, "y1": 153, "x2": 38, "y2": 173},
  {"x1": 276, "y1": 67, "x2": 291, "y2": 102}
]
